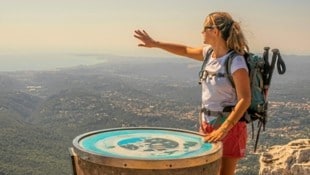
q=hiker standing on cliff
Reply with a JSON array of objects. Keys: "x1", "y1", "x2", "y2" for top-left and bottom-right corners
[{"x1": 134, "y1": 12, "x2": 251, "y2": 175}]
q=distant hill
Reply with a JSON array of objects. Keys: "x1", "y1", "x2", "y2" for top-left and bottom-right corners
[
  {"x1": 0, "y1": 54, "x2": 309, "y2": 175},
  {"x1": 0, "y1": 91, "x2": 42, "y2": 119},
  {"x1": 0, "y1": 74, "x2": 25, "y2": 92}
]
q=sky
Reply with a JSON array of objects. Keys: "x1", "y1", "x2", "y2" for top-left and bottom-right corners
[{"x1": 0, "y1": 0, "x2": 309, "y2": 59}]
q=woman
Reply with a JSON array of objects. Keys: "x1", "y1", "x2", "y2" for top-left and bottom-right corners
[{"x1": 134, "y1": 12, "x2": 251, "y2": 175}]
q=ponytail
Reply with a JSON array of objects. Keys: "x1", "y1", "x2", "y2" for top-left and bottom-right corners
[
  {"x1": 207, "y1": 12, "x2": 249, "y2": 55},
  {"x1": 226, "y1": 22, "x2": 249, "y2": 55}
]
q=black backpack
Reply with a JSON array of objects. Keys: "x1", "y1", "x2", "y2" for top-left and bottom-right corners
[{"x1": 199, "y1": 47, "x2": 286, "y2": 152}]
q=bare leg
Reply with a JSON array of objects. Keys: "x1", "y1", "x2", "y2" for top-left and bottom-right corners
[{"x1": 220, "y1": 157, "x2": 239, "y2": 175}]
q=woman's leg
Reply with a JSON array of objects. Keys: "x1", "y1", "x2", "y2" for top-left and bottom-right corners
[
  {"x1": 220, "y1": 122, "x2": 247, "y2": 175},
  {"x1": 220, "y1": 157, "x2": 239, "y2": 175}
]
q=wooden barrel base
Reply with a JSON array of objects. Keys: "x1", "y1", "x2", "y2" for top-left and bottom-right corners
[
  {"x1": 70, "y1": 149, "x2": 221, "y2": 175},
  {"x1": 70, "y1": 128, "x2": 223, "y2": 175}
]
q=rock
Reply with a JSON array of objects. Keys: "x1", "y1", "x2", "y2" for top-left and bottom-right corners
[{"x1": 259, "y1": 139, "x2": 310, "y2": 175}]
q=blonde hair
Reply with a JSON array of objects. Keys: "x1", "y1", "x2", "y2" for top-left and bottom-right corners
[{"x1": 206, "y1": 12, "x2": 249, "y2": 55}]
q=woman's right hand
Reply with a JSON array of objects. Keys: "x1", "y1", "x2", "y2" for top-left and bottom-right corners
[
  {"x1": 134, "y1": 30, "x2": 158, "y2": 48},
  {"x1": 134, "y1": 29, "x2": 203, "y2": 61}
]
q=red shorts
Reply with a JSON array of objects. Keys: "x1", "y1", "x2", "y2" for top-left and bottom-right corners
[{"x1": 200, "y1": 121, "x2": 247, "y2": 158}]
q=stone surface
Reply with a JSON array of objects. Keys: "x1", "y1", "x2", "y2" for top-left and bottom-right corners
[{"x1": 259, "y1": 139, "x2": 310, "y2": 175}]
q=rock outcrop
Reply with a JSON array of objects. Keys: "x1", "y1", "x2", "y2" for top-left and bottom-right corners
[{"x1": 259, "y1": 139, "x2": 310, "y2": 175}]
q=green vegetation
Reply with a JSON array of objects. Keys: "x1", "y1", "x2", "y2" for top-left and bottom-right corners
[{"x1": 0, "y1": 55, "x2": 309, "y2": 175}]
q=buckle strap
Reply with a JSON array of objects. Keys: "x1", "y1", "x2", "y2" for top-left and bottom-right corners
[
  {"x1": 200, "y1": 108, "x2": 226, "y2": 116},
  {"x1": 199, "y1": 107, "x2": 229, "y2": 131},
  {"x1": 201, "y1": 106, "x2": 234, "y2": 116}
]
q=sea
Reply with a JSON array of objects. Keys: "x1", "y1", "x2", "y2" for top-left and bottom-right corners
[{"x1": 0, "y1": 53, "x2": 107, "y2": 72}]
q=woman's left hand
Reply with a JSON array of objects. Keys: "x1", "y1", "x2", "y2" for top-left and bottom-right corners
[{"x1": 203, "y1": 128, "x2": 228, "y2": 142}]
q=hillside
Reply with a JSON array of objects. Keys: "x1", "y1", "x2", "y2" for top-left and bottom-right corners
[
  {"x1": 0, "y1": 55, "x2": 309, "y2": 175},
  {"x1": 0, "y1": 103, "x2": 69, "y2": 175}
]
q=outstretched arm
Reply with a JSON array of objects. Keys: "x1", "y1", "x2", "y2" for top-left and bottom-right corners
[{"x1": 134, "y1": 30, "x2": 204, "y2": 61}]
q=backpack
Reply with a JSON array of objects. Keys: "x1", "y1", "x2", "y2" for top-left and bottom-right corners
[{"x1": 199, "y1": 47, "x2": 286, "y2": 152}]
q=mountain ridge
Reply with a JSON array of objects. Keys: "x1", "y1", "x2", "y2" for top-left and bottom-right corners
[{"x1": 0, "y1": 54, "x2": 309, "y2": 175}]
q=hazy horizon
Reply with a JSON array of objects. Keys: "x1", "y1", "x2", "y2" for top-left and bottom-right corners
[
  {"x1": 1, "y1": 1, "x2": 309, "y2": 72},
  {"x1": 0, "y1": 52, "x2": 309, "y2": 72}
]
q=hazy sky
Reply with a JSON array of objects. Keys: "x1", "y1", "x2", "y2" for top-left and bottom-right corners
[{"x1": 0, "y1": 0, "x2": 309, "y2": 57}]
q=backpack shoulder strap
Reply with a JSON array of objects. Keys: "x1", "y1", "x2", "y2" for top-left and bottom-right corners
[
  {"x1": 201, "y1": 48, "x2": 213, "y2": 70},
  {"x1": 225, "y1": 51, "x2": 239, "y2": 88},
  {"x1": 198, "y1": 48, "x2": 213, "y2": 83}
]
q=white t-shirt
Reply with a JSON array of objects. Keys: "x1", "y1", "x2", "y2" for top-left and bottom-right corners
[{"x1": 201, "y1": 46, "x2": 248, "y2": 112}]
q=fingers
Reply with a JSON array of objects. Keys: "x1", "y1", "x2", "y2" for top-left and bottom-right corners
[
  {"x1": 204, "y1": 134, "x2": 218, "y2": 143},
  {"x1": 142, "y1": 30, "x2": 150, "y2": 37},
  {"x1": 203, "y1": 130, "x2": 226, "y2": 143},
  {"x1": 133, "y1": 30, "x2": 144, "y2": 40},
  {"x1": 133, "y1": 29, "x2": 156, "y2": 48},
  {"x1": 138, "y1": 44, "x2": 147, "y2": 47},
  {"x1": 134, "y1": 29, "x2": 149, "y2": 36},
  {"x1": 134, "y1": 31, "x2": 146, "y2": 47},
  {"x1": 134, "y1": 30, "x2": 147, "y2": 39},
  {"x1": 134, "y1": 29, "x2": 144, "y2": 35}
]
